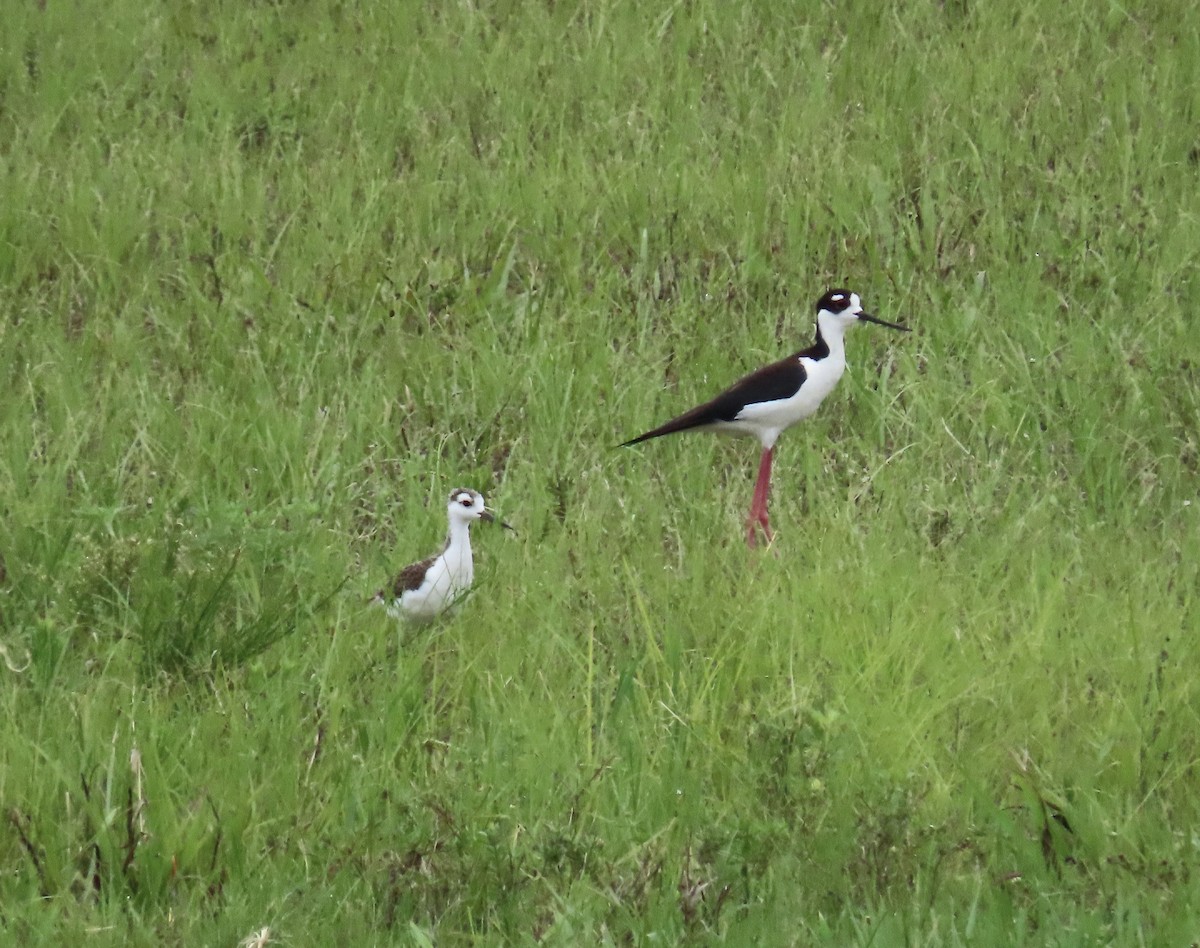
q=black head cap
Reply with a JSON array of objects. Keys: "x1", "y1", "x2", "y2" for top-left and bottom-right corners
[{"x1": 816, "y1": 289, "x2": 856, "y2": 314}]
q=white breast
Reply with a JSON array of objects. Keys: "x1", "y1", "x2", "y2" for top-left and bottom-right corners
[
  {"x1": 730, "y1": 353, "x2": 848, "y2": 447},
  {"x1": 394, "y1": 541, "x2": 475, "y2": 621}
]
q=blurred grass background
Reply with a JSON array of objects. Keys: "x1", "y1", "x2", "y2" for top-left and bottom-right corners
[{"x1": 1, "y1": 0, "x2": 1198, "y2": 943}]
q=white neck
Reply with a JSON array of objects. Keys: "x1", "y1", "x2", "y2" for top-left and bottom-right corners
[
  {"x1": 441, "y1": 516, "x2": 475, "y2": 592},
  {"x1": 445, "y1": 516, "x2": 473, "y2": 555},
  {"x1": 815, "y1": 310, "x2": 851, "y2": 355}
]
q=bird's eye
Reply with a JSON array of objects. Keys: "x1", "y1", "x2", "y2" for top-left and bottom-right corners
[{"x1": 460, "y1": 498, "x2": 473, "y2": 507}]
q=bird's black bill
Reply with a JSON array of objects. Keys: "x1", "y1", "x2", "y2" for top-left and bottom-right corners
[
  {"x1": 859, "y1": 312, "x2": 911, "y2": 332},
  {"x1": 480, "y1": 510, "x2": 517, "y2": 533}
]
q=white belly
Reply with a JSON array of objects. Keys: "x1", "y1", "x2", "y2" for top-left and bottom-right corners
[
  {"x1": 392, "y1": 549, "x2": 474, "y2": 621},
  {"x1": 729, "y1": 354, "x2": 846, "y2": 447}
]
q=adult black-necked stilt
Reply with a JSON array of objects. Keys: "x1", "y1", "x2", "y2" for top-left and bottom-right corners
[
  {"x1": 622, "y1": 289, "x2": 910, "y2": 547},
  {"x1": 371, "y1": 488, "x2": 513, "y2": 621}
]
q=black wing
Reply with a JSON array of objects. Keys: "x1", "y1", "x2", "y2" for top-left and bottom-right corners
[{"x1": 621, "y1": 352, "x2": 808, "y2": 446}]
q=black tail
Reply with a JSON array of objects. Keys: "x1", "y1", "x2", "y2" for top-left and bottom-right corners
[{"x1": 620, "y1": 402, "x2": 727, "y2": 447}]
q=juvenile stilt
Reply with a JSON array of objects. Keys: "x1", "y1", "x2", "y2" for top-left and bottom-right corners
[{"x1": 370, "y1": 488, "x2": 513, "y2": 622}]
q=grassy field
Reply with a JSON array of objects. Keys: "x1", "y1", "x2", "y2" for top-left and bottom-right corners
[{"x1": 2, "y1": 0, "x2": 1199, "y2": 943}]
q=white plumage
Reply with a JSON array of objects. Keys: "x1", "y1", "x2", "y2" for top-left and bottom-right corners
[{"x1": 372, "y1": 488, "x2": 510, "y2": 621}]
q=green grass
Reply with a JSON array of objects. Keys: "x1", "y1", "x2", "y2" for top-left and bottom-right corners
[{"x1": 2, "y1": 0, "x2": 1199, "y2": 943}]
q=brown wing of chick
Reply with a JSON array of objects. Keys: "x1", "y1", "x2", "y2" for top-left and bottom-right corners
[
  {"x1": 392, "y1": 554, "x2": 437, "y2": 595},
  {"x1": 369, "y1": 552, "x2": 438, "y2": 604}
]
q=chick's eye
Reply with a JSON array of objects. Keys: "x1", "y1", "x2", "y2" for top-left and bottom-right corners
[{"x1": 460, "y1": 499, "x2": 473, "y2": 507}]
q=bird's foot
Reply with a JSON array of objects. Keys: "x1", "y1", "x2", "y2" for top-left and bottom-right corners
[{"x1": 745, "y1": 516, "x2": 774, "y2": 549}]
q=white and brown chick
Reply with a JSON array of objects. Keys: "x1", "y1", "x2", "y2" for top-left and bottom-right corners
[{"x1": 371, "y1": 488, "x2": 513, "y2": 621}]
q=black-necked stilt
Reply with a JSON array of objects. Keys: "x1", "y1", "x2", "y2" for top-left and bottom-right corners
[
  {"x1": 622, "y1": 289, "x2": 910, "y2": 547},
  {"x1": 371, "y1": 488, "x2": 513, "y2": 621}
]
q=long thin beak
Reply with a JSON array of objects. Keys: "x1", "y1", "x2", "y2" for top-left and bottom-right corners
[
  {"x1": 859, "y1": 312, "x2": 911, "y2": 332},
  {"x1": 480, "y1": 510, "x2": 517, "y2": 533}
]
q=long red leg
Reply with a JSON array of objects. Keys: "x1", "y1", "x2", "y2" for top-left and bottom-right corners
[{"x1": 746, "y1": 446, "x2": 775, "y2": 548}]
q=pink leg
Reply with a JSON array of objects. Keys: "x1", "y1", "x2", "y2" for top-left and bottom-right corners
[{"x1": 746, "y1": 446, "x2": 775, "y2": 548}]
